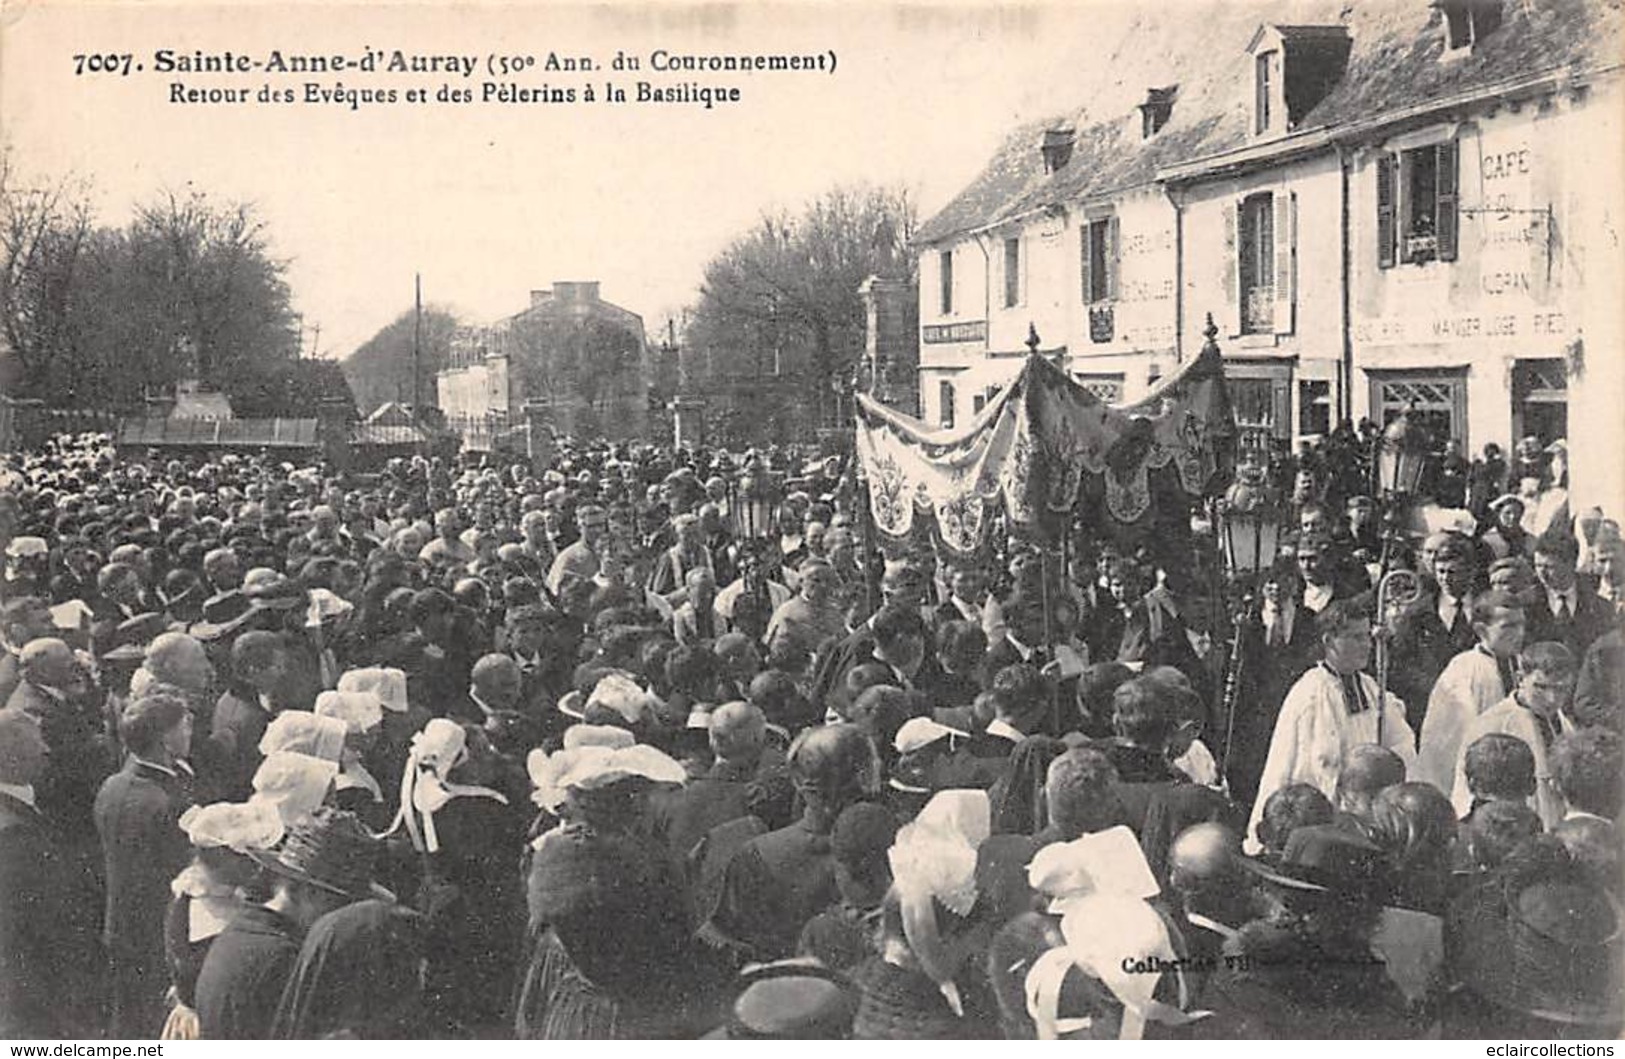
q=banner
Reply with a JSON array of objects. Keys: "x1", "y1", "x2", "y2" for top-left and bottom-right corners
[{"x1": 854, "y1": 347, "x2": 1234, "y2": 553}]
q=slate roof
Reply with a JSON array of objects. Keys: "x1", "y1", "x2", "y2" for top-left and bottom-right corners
[
  {"x1": 364, "y1": 401, "x2": 416, "y2": 426},
  {"x1": 917, "y1": 0, "x2": 1622, "y2": 245},
  {"x1": 351, "y1": 422, "x2": 428, "y2": 447},
  {"x1": 117, "y1": 417, "x2": 320, "y2": 449}
]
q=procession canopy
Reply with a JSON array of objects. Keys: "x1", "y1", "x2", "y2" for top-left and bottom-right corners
[{"x1": 854, "y1": 345, "x2": 1235, "y2": 554}]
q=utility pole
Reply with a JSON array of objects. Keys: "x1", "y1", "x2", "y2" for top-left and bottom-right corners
[{"x1": 413, "y1": 272, "x2": 423, "y2": 419}]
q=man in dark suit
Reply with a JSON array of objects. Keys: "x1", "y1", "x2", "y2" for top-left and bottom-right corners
[
  {"x1": 0, "y1": 596, "x2": 54, "y2": 708},
  {"x1": 3, "y1": 637, "x2": 109, "y2": 847},
  {"x1": 94, "y1": 689, "x2": 197, "y2": 1038},
  {"x1": 652, "y1": 702, "x2": 789, "y2": 892},
  {"x1": 207, "y1": 631, "x2": 286, "y2": 801},
  {"x1": 0, "y1": 711, "x2": 103, "y2": 1038},
  {"x1": 1389, "y1": 533, "x2": 1480, "y2": 733},
  {"x1": 1528, "y1": 533, "x2": 1613, "y2": 660},
  {"x1": 1225, "y1": 562, "x2": 1320, "y2": 808}
]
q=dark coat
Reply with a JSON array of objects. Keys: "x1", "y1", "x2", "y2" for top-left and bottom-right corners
[
  {"x1": 707, "y1": 809, "x2": 839, "y2": 962},
  {"x1": 207, "y1": 691, "x2": 271, "y2": 801},
  {"x1": 1389, "y1": 591, "x2": 1479, "y2": 733},
  {"x1": 0, "y1": 791, "x2": 104, "y2": 1038},
  {"x1": 194, "y1": 905, "x2": 304, "y2": 1040},
  {"x1": 1525, "y1": 589, "x2": 1615, "y2": 662},
  {"x1": 1224, "y1": 609, "x2": 1320, "y2": 808},
  {"x1": 1574, "y1": 627, "x2": 1625, "y2": 731},
  {"x1": 94, "y1": 758, "x2": 195, "y2": 960},
  {"x1": 5, "y1": 682, "x2": 112, "y2": 845}
]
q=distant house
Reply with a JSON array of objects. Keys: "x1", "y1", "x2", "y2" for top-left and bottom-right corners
[{"x1": 438, "y1": 281, "x2": 649, "y2": 449}]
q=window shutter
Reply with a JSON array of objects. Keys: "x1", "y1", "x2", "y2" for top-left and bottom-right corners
[
  {"x1": 1376, "y1": 153, "x2": 1397, "y2": 269},
  {"x1": 1080, "y1": 223, "x2": 1093, "y2": 304},
  {"x1": 1436, "y1": 139, "x2": 1460, "y2": 262},
  {"x1": 1272, "y1": 379, "x2": 1291, "y2": 439},
  {"x1": 1274, "y1": 191, "x2": 1296, "y2": 335},
  {"x1": 1106, "y1": 215, "x2": 1121, "y2": 301},
  {"x1": 1223, "y1": 202, "x2": 1241, "y2": 335}
]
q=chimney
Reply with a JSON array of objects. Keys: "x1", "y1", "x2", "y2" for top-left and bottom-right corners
[
  {"x1": 1040, "y1": 126, "x2": 1076, "y2": 175},
  {"x1": 552, "y1": 281, "x2": 601, "y2": 305}
]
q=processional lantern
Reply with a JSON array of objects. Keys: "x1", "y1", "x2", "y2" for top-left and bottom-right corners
[
  {"x1": 1217, "y1": 455, "x2": 1284, "y2": 577},
  {"x1": 1377, "y1": 406, "x2": 1431, "y2": 496}
]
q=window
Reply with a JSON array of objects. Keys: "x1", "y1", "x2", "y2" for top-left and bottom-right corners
[
  {"x1": 1073, "y1": 373, "x2": 1124, "y2": 403},
  {"x1": 1228, "y1": 373, "x2": 1291, "y2": 446},
  {"x1": 1239, "y1": 193, "x2": 1275, "y2": 333},
  {"x1": 1003, "y1": 237, "x2": 1021, "y2": 307},
  {"x1": 972, "y1": 393, "x2": 987, "y2": 415},
  {"x1": 1512, "y1": 359, "x2": 1567, "y2": 448},
  {"x1": 939, "y1": 380, "x2": 956, "y2": 429},
  {"x1": 1440, "y1": 0, "x2": 1503, "y2": 50},
  {"x1": 1298, "y1": 379, "x2": 1332, "y2": 436},
  {"x1": 1377, "y1": 142, "x2": 1459, "y2": 267},
  {"x1": 1255, "y1": 51, "x2": 1274, "y2": 134},
  {"x1": 1080, "y1": 218, "x2": 1116, "y2": 304},
  {"x1": 939, "y1": 250, "x2": 954, "y2": 315},
  {"x1": 1368, "y1": 371, "x2": 1466, "y2": 450}
]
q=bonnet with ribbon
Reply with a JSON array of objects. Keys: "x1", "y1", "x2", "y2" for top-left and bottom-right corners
[
  {"x1": 886, "y1": 788, "x2": 991, "y2": 1017},
  {"x1": 385, "y1": 718, "x2": 508, "y2": 854}
]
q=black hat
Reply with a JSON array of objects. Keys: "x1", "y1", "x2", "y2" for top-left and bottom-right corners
[
  {"x1": 1242, "y1": 824, "x2": 1394, "y2": 904},
  {"x1": 248, "y1": 807, "x2": 390, "y2": 901},
  {"x1": 201, "y1": 589, "x2": 251, "y2": 625},
  {"x1": 243, "y1": 574, "x2": 307, "y2": 610},
  {"x1": 99, "y1": 611, "x2": 174, "y2": 662}
]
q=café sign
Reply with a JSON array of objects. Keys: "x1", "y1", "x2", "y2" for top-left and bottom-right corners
[{"x1": 1354, "y1": 309, "x2": 1568, "y2": 346}]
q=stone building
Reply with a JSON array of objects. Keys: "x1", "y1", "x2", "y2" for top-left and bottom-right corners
[
  {"x1": 915, "y1": 0, "x2": 1623, "y2": 511},
  {"x1": 437, "y1": 281, "x2": 650, "y2": 449}
]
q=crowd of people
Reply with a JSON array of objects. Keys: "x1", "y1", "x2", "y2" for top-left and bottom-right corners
[{"x1": 0, "y1": 427, "x2": 1620, "y2": 1040}]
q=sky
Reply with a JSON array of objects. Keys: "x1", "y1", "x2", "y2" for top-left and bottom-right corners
[{"x1": 1, "y1": 1, "x2": 1154, "y2": 359}]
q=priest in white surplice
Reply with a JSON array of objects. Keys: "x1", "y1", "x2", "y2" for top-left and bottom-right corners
[
  {"x1": 1246, "y1": 601, "x2": 1417, "y2": 851},
  {"x1": 1416, "y1": 591, "x2": 1526, "y2": 791}
]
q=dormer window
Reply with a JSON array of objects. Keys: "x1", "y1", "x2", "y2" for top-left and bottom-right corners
[
  {"x1": 1438, "y1": 0, "x2": 1503, "y2": 50},
  {"x1": 1247, "y1": 24, "x2": 1352, "y2": 137},
  {"x1": 1041, "y1": 126, "x2": 1076, "y2": 175},
  {"x1": 1139, "y1": 86, "x2": 1177, "y2": 139}
]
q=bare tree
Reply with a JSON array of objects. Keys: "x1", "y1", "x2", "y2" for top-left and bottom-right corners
[{"x1": 686, "y1": 182, "x2": 917, "y2": 437}]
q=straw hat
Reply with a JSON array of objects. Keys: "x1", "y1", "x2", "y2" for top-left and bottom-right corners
[{"x1": 248, "y1": 807, "x2": 389, "y2": 900}]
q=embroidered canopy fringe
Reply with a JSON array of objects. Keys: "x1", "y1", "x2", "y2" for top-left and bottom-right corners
[{"x1": 854, "y1": 347, "x2": 1234, "y2": 555}]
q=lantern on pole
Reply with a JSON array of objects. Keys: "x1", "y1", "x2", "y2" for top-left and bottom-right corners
[
  {"x1": 1377, "y1": 406, "x2": 1431, "y2": 497},
  {"x1": 1216, "y1": 456, "x2": 1284, "y2": 577}
]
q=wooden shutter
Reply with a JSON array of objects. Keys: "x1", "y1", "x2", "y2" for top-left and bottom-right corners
[
  {"x1": 1376, "y1": 152, "x2": 1397, "y2": 269},
  {"x1": 1272, "y1": 377, "x2": 1292, "y2": 440},
  {"x1": 1080, "y1": 222, "x2": 1094, "y2": 304},
  {"x1": 1274, "y1": 190, "x2": 1296, "y2": 335},
  {"x1": 1223, "y1": 202, "x2": 1240, "y2": 335},
  {"x1": 1106, "y1": 215, "x2": 1121, "y2": 301},
  {"x1": 1436, "y1": 139, "x2": 1460, "y2": 262}
]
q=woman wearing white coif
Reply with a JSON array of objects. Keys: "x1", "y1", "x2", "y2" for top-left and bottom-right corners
[
  {"x1": 314, "y1": 690, "x2": 389, "y2": 830},
  {"x1": 386, "y1": 717, "x2": 522, "y2": 1034},
  {"x1": 386, "y1": 717, "x2": 508, "y2": 854},
  {"x1": 161, "y1": 801, "x2": 284, "y2": 1040},
  {"x1": 846, "y1": 789, "x2": 991, "y2": 1039}
]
